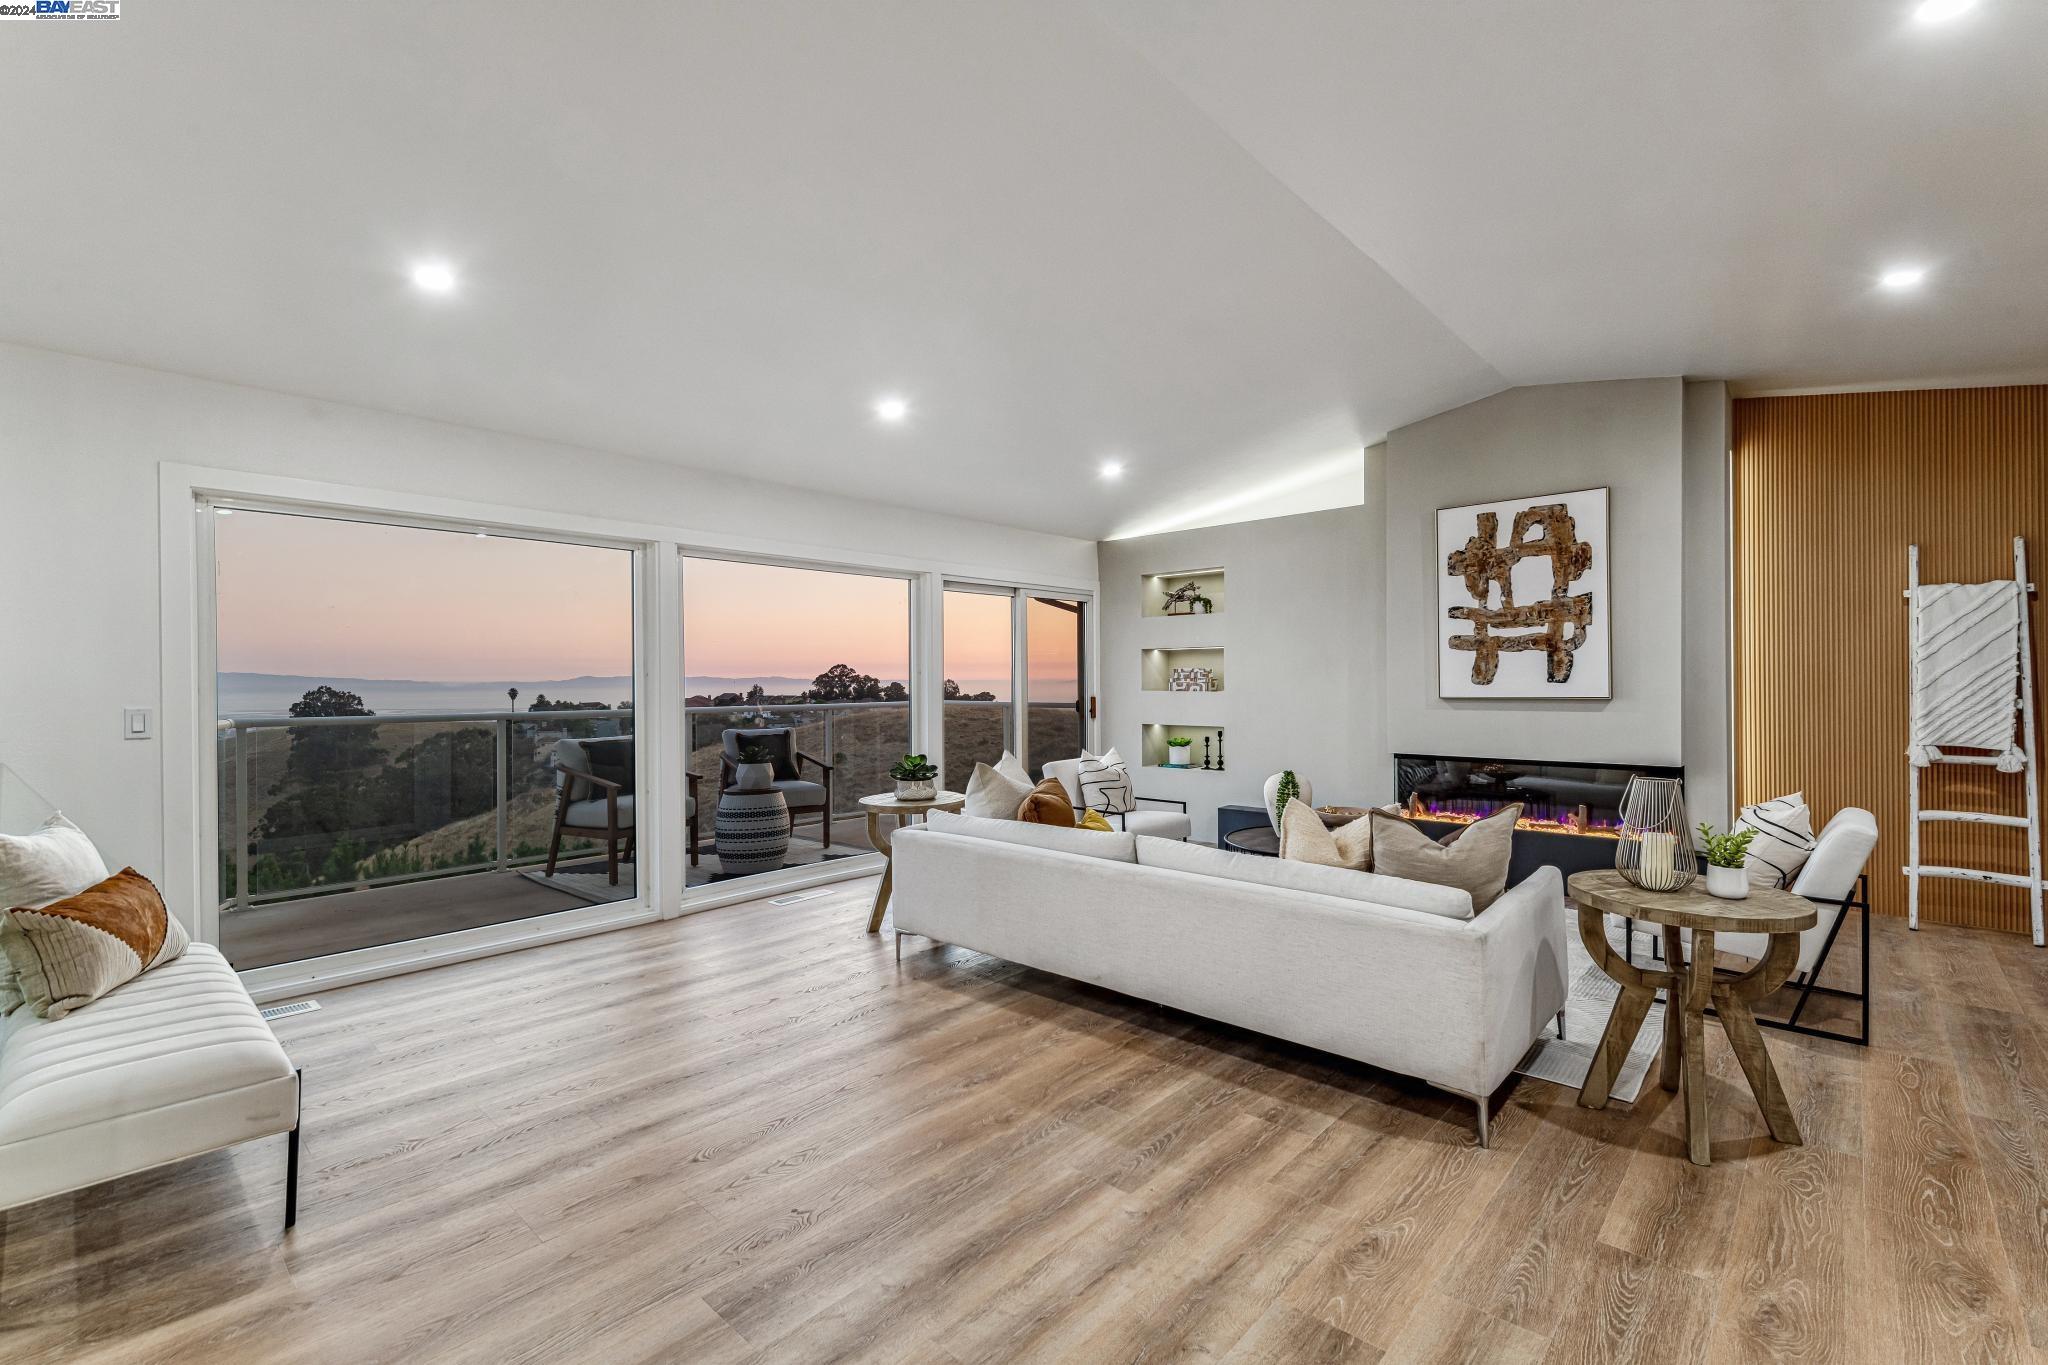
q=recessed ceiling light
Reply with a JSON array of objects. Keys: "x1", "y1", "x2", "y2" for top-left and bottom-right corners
[
  {"x1": 1100, "y1": 459, "x2": 1125, "y2": 480},
  {"x1": 1880, "y1": 264, "x2": 1929, "y2": 290},
  {"x1": 873, "y1": 395, "x2": 910, "y2": 424},
  {"x1": 1913, "y1": 0, "x2": 1979, "y2": 24},
  {"x1": 409, "y1": 260, "x2": 458, "y2": 295}
]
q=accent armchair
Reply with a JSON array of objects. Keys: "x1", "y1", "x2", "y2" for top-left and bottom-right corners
[
  {"x1": 720, "y1": 727, "x2": 834, "y2": 847},
  {"x1": 546, "y1": 735, "x2": 636, "y2": 884}
]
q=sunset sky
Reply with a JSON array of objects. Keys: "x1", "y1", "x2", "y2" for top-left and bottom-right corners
[{"x1": 214, "y1": 511, "x2": 1073, "y2": 699}]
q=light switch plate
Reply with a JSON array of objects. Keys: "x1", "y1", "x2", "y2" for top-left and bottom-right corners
[{"x1": 123, "y1": 707, "x2": 152, "y2": 740}]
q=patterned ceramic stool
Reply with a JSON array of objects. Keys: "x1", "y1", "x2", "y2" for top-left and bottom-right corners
[{"x1": 715, "y1": 789, "x2": 790, "y2": 876}]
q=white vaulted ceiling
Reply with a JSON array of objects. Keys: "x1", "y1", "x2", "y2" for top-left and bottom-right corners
[{"x1": 3, "y1": 2, "x2": 2044, "y2": 539}]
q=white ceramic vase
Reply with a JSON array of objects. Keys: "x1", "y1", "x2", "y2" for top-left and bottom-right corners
[
  {"x1": 1164, "y1": 748, "x2": 1190, "y2": 767},
  {"x1": 1705, "y1": 862, "x2": 1749, "y2": 899},
  {"x1": 733, "y1": 761, "x2": 774, "y2": 793},
  {"x1": 1261, "y1": 772, "x2": 1313, "y2": 831}
]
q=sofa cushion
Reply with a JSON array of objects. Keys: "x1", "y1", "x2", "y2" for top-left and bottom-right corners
[
  {"x1": 1136, "y1": 836, "x2": 1474, "y2": 920},
  {"x1": 1371, "y1": 806, "x2": 1519, "y2": 911},
  {"x1": 0, "y1": 813, "x2": 109, "y2": 914},
  {"x1": 1, "y1": 869, "x2": 190, "y2": 1021},
  {"x1": 921, "y1": 811, "x2": 1138, "y2": 862},
  {"x1": 1735, "y1": 791, "x2": 1815, "y2": 888},
  {"x1": 1018, "y1": 777, "x2": 1077, "y2": 827},
  {"x1": 723, "y1": 728, "x2": 800, "y2": 781},
  {"x1": 962, "y1": 761, "x2": 1031, "y2": 819},
  {"x1": 565, "y1": 794, "x2": 635, "y2": 828},
  {"x1": 1077, "y1": 750, "x2": 1135, "y2": 814}
]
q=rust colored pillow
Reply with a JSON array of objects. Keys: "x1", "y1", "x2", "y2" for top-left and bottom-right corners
[
  {"x1": 1016, "y1": 777, "x2": 1077, "y2": 827},
  {"x1": 0, "y1": 868, "x2": 189, "y2": 1019}
]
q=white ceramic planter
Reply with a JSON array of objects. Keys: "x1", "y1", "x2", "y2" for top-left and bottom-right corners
[
  {"x1": 732, "y1": 761, "x2": 775, "y2": 793},
  {"x1": 1164, "y1": 750, "x2": 1191, "y2": 767},
  {"x1": 1705, "y1": 862, "x2": 1750, "y2": 899},
  {"x1": 1261, "y1": 771, "x2": 1314, "y2": 831}
]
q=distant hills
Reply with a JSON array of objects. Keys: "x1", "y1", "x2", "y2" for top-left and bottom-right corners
[{"x1": 217, "y1": 671, "x2": 815, "y2": 717}]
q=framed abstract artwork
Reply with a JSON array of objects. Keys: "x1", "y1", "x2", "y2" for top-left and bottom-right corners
[{"x1": 1436, "y1": 486, "x2": 1610, "y2": 700}]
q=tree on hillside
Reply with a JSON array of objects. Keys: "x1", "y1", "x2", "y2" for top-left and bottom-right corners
[
  {"x1": 281, "y1": 685, "x2": 380, "y2": 788},
  {"x1": 527, "y1": 694, "x2": 608, "y2": 712},
  {"x1": 807, "y1": 664, "x2": 883, "y2": 702},
  {"x1": 881, "y1": 680, "x2": 908, "y2": 702},
  {"x1": 943, "y1": 679, "x2": 997, "y2": 701}
]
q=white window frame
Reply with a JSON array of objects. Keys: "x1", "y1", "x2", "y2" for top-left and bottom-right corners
[
  {"x1": 161, "y1": 462, "x2": 1095, "y2": 997},
  {"x1": 940, "y1": 580, "x2": 1099, "y2": 773}
]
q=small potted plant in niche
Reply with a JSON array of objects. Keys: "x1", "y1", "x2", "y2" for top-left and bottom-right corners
[
  {"x1": 890, "y1": 753, "x2": 939, "y2": 801},
  {"x1": 1697, "y1": 822, "x2": 1757, "y2": 899},
  {"x1": 733, "y1": 743, "x2": 776, "y2": 793},
  {"x1": 1192, "y1": 593, "x2": 1213, "y2": 616},
  {"x1": 1163, "y1": 736, "x2": 1193, "y2": 767}
]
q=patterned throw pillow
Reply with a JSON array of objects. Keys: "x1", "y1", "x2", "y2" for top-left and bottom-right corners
[
  {"x1": 1369, "y1": 805, "x2": 1521, "y2": 911},
  {"x1": 0, "y1": 868, "x2": 189, "y2": 1020},
  {"x1": 1077, "y1": 749, "x2": 1135, "y2": 814},
  {"x1": 1734, "y1": 792, "x2": 1815, "y2": 888},
  {"x1": 1016, "y1": 778, "x2": 1078, "y2": 827},
  {"x1": 0, "y1": 812, "x2": 112, "y2": 1017}
]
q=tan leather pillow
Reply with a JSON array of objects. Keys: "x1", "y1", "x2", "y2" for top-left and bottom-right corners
[
  {"x1": 1016, "y1": 777, "x2": 1078, "y2": 827},
  {"x1": 1369, "y1": 805, "x2": 1520, "y2": 910},
  {"x1": 0, "y1": 868, "x2": 190, "y2": 1019},
  {"x1": 1278, "y1": 799, "x2": 1373, "y2": 869}
]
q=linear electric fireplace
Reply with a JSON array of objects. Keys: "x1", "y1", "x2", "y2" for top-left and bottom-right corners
[{"x1": 1394, "y1": 752, "x2": 1685, "y2": 882}]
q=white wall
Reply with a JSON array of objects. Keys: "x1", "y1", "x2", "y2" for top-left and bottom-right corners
[
  {"x1": 1097, "y1": 469, "x2": 1385, "y2": 843},
  {"x1": 0, "y1": 343, "x2": 1096, "y2": 885},
  {"x1": 1383, "y1": 378, "x2": 1688, "y2": 768},
  {"x1": 1681, "y1": 379, "x2": 1733, "y2": 825}
]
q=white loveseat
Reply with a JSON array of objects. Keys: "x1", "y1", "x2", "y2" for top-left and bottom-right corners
[
  {"x1": 0, "y1": 943, "x2": 301, "y2": 1227},
  {"x1": 888, "y1": 813, "x2": 1568, "y2": 1144}
]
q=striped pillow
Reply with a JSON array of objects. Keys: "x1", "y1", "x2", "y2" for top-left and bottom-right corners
[
  {"x1": 1078, "y1": 749, "x2": 1134, "y2": 814},
  {"x1": 1735, "y1": 792, "x2": 1816, "y2": 888}
]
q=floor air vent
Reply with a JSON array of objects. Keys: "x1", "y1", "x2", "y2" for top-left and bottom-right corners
[
  {"x1": 260, "y1": 1000, "x2": 322, "y2": 1021},
  {"x1": 770, "y1": 888, "x2": 834, "y2": 906}
]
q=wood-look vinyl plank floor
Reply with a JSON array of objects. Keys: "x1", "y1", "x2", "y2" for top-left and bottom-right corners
[{"x1": 1, "y1": 889, "x2": 2043, "y2": 1363}]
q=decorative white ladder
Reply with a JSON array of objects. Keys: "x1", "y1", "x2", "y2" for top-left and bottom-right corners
[{"x1": 1904, "y1": 539, "x2": 2045, "y2": 945}]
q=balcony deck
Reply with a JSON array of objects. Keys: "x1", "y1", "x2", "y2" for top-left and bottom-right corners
[{"x1": 221, "y1": 813, "x2": 878, "y2": 969}]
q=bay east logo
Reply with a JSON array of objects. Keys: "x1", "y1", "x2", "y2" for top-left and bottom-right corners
[{"x1": 0, "y1": 0, "x2": 122, "y2": 17}]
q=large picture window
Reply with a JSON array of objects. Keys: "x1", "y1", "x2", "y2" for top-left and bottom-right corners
[{"x1": 212, "y1": 507, "x2": 639, "y2": 970}]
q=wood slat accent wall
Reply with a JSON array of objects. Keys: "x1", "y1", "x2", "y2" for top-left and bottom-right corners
[{"x1": 1734, "y1": 386, "x2": 2048, "y2": 933}]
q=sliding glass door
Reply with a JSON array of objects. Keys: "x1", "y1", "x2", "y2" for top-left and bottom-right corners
[
  {"x1": 1027, "y1": 595, "x2": 1087, "y2": 777},
  {"x1": 941, "y1": 586, "x2": 1014, "y2": 790},
  {"x1": 682, "y1": 556, "x2": 913, "y2": 888},
  {"x1": 212, "y1": 506, "x2": 638, "y2": 970}
]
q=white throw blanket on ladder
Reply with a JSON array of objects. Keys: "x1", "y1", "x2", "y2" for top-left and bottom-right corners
[{"x1": 1910, "y1": 580, "x2": 2026, "y2": 771}]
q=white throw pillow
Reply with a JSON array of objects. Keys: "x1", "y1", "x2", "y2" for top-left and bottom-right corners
[
  {"x1": 1077, "y1": 749, "x2": 1135, "y2": 814},
  {"x1": 962, "y1": 762, "x2": 1032, "y2": 820},
  {"x1": 0, "y1": 813, "x2": 110, "y2": 912},
  {"x1": 993, "y1": 750, "x2": 1032, "y2": 788},
  {"x1": 0, "y1": 812, "x2": 111, "y2": 1016},
  {"x1": 1735, "y1": 792, "x2": 1816, "y2": 888}
]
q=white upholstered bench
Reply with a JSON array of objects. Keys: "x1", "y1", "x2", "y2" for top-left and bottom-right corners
[{"x1": 0, "y1": 943, "x2": 301, "y2": 1229}]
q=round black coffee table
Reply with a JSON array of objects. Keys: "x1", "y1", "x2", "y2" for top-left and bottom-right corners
[{"x1": 1223, "y1": 826, "x2": 1280, "y2": 856}]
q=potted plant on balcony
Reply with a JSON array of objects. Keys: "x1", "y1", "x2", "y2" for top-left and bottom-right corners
[
  {"x1": 733, "y1": 743, "x2": 776, "y2": 793},
  {"x1": 1163, "y1": 736, "x2": 1193, "y2": 767},
  {"x1": 890, "y1": 753, "x2": 939, "y2": 801},
  {"x1": 1697, "y1": 822, "x2": 1757, "y2": 899}
]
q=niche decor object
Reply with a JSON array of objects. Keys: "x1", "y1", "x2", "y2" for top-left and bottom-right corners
[
  {"x1": 1437, "y1": 486, "x2": 1610, "y2": 699},
  {"x1": 1614, "y1": 776, "x2": 1694, "y2": 892},
  {"x1": 1169, "y1": 666, "x2": 1214, "y2": 692},
  {"x1": 1162, "y1": 581, "x2": 1214, "y2": 615}
]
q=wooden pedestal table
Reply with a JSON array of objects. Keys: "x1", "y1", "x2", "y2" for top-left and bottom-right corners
[
  {"x1": 860, "y1": 791, "x2": 966, "y2": 933},
  {"x1": 1567, "y1": 870, "x2": 1816, "y2": 1166}
]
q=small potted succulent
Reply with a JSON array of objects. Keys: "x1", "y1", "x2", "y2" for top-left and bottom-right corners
[
  {"x1": 1697, "y1": 822, "x2": 1757, "y2": 899},
  {"x1": 1192, "y1": 593, "x2": 1213, "y2": 615},
  {"x1": 890, "y1": 753, "x2": 939, "y2": 801},
  {"x1": 1163, "y1": 736, "x2": 1193, "y2": 767},
  {"x1": 733, "y1": 743, "x2": 776, "y2": 793}
]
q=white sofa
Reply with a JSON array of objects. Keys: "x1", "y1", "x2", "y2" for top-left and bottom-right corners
[
  {"x1": 889, "y1": 813, "x2": 1569, "y2": 1144},
  {"x1": 0, "y1": 943, "x2": 301, "y2": 1228}
]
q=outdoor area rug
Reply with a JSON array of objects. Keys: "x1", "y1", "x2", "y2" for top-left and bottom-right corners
[{"x1": 1513, "y1": 912, "x2": 1664, "y2": 1103}]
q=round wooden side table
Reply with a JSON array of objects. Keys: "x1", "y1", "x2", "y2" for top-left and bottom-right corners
[
  {"x1": 1568, "y1": 869, "x2": 1817, "y2": 1166},
  {"x1": 860, "y1": 791, "x2": 966, "y2": 933}
]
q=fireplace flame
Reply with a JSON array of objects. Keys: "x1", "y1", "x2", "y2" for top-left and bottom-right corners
[{"x1": 1403, "y1": 793, "x2": 1621, "y2": 839}]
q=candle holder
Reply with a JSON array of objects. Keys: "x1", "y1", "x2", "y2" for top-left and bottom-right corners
[
  {"x1": 1201, "y1": 737, "x2": 1212, "y2": 770},
  {"x1": 1615, "y1": 776, "x2": 1695, "y2": 892}
]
